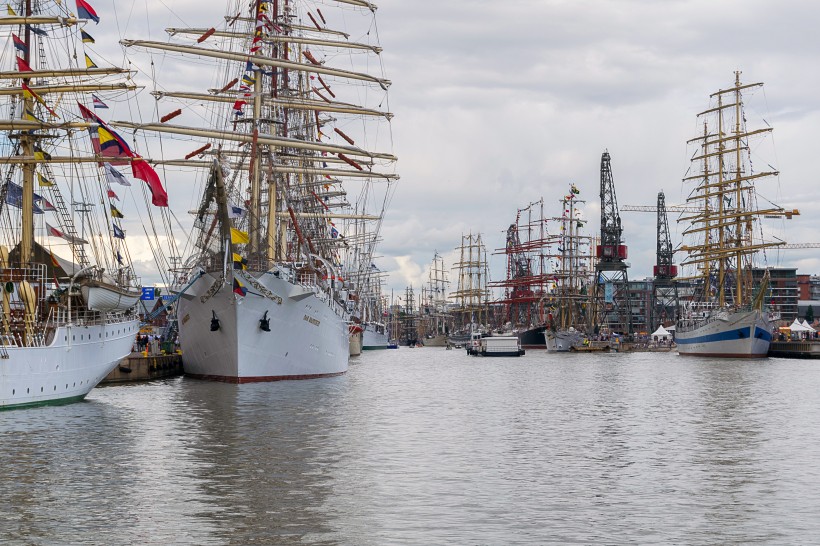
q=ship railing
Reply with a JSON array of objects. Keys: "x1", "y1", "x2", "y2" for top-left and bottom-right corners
[{"x1": 0, "y1": 334, "x2": 17, "y2": 354}]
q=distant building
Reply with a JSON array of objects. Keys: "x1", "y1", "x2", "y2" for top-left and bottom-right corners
[
  {"x1": 627, "y1": 278, "x2": 652, "y2": 335},
  {"x1": 797, "y1": 274, "x2": 811, "y2": 300},
  {"x1": 797, "y1": 301, "x2": 820, "y2": 321}
]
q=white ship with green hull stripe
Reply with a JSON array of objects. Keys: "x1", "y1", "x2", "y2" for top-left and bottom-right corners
[{"x1": 0, "y1": 1, "x2": 151, "y2": 408}]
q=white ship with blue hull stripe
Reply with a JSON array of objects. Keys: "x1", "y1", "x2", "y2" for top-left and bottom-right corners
[
  {"x1": 676, "y1": 308, "x2": 771, "y2": 358},
  {"x1": 675, "y1": 72, "x2": 796, "y2": 358}
]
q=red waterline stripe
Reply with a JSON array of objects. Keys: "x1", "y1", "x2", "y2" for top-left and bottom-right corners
[
  {"x1": 185, "y1": 371, "x2": 347, "y2": 383},
  {"x1": 677, "y1": 352, "x2": 767, "y2": 358}
]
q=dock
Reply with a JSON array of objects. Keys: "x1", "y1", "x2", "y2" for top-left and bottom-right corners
[
  {"x1": 101, "y1": 352, "x2": 184, "y2": 384},
  {"x1": 768, "y1": 340, "x2": 820, "y2": 359}
]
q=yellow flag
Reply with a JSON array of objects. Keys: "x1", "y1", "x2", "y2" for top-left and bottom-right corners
[
  {"x1": 7, "y1": 5, "x2": 16, "y2": 15},
  {"x1": 230, "y1": 227, "x2": 249, "y2": 245},
  {"x1": 85, "y1": 54, "x2": 97, "y2": 69},
  {"x1": 37, "y1": 173, "x2": 54, "y2": 187},
  {"x1": 24, "y1": 108, "x2": 42, "y2": 122}
]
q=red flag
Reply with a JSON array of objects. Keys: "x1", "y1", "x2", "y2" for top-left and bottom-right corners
[
  {"x1": 132, "y1": 158, "x2": 168, "y2": 207},
  {"x1": 78, "y1": 102, "x2": 168, "y2": 207},
  {"x1": 16, "y1": 56, "x2": 33, "y2": 72},
  {"x1": 107, "y1": 188, "x2": 119, "y2": 200}
]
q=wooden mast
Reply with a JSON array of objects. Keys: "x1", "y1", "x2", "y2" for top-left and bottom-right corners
[{"x1": 20, "y1": 0, "x2": 34, "y2": 265}]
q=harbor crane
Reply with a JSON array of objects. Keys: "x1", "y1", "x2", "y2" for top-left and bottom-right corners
[
  {"x1": 651, "y1": 192, "x2": 678, "y2": 329},
  {"x1": 594, "y1": 151, "x2": 632, "y2": 336}
]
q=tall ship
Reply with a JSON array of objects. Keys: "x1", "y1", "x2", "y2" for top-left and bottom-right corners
[
  {"x1": 356, "y1": 264, "x2": 389, "y2": 351},
  {"x1": 491, "y1": 200, "x2": 551, "y2": 349},
  {"x1": 544, "y1": 184, "x2": 594, "y2": 352},
  {"x1": 420, "y1": 251, "x2": 450, "y2": 346},
  {"x1": 121, "y1": 0, "x2": 397, "y2": 380},
  {"x1": 0, "y1": 0, "x2": 150, "y2": 408},
  {"x1": 448, "y1": 232, "x2": 491, "y2": 345},
  {"x1": 676, "y1": 72, "x2": 796, "y2": 357}
]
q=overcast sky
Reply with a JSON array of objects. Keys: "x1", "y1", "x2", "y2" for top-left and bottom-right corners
[{"x1": 99, "y1": 0, "x2": 820, "y2": 299}]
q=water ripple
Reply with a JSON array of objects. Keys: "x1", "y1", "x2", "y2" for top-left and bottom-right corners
[{"x1": 2, "y1": 351, "x2": 820, "y2": 543}]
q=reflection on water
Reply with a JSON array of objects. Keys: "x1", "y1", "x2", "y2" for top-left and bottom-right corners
[{"x1": 2, "y1": 351, "x2": 820, "y2": 543}]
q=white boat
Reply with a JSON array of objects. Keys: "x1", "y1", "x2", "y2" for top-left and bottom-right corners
[
  {"x1": 544, "y1": 328, "x2": 584, "y2": 352},
  {"x1": 676, "y1": 307, "x2": 770, "y2": 357},
  {"x1": 0, "y1": 2, "x2": 154, "y2": 408},
  {"x1": 177, "y1": 269, "x2": 348, "y2": 381},
  {"x1": 471, "y1": 335, "x2": 525, "y2": 357},
  {"x1": 125, "y1": 1, "x2": 398, "y2": 381},
  {"x1": 362, "y1": 322, "x2": 390, "y2": 350},
  {"x1": 81, "y1": 279, "x2": 142, "y2": 312},
  {"x1": 676, "y1": 72, "x2": 795, "y2": 358},
  {"x1": 0, "y1": 312, "x2": 139, "y2": 409}
]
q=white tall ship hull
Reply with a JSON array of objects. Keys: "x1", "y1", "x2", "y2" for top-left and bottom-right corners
[
  {"x1": 676, "y1": 309, "x2": 771, "y2": 358},
  {"x1": 0, "y1": 319, "x2": 139, "y2": 409},
  {"x1": 362, "y1": 324, "x2": 389, "y2": 350},
  {"x1": 177, "y1": 271, "x2": 349, "y2": 382},
  {"x1": 544, "y1": 329, "x2": 583, "y2": 352}
]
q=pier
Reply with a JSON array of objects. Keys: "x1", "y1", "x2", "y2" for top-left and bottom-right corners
[
  {"x1": 101, "y1": 352, "x2": 183, "y2": 384},
  {"x1": 768, "y1": 340, "x2": 820, "y2": 359}
]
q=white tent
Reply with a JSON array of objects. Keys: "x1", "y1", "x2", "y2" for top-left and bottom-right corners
[
  {"x1": 651, "y1": 325, "x2": 671, "y2": 341},
  {"x1": 789, "y1": 318, "x2": 811, "y2": 332},
  {"x1": 802, "y1": 319, "x2": 816, "y2": 332}
]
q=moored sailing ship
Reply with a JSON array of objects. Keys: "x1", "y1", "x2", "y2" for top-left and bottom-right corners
[
  {"x1": 676, "y1": 72, "x2": 797, "y2": 357},
  {"x1": 420, "y1": 251, "x2": 450, "y2": 346},
  {"x1": 448, "y1": 232, "x2": 491, "y2": 345},
  {"x1": 0, "y1": 0, "x2": 153, "y2": 408},
  {"x1": 121, "y1": 0, "x2": 397, "y2": 381},
  {"x1": 544, "y1": 184, "x2": 593, "y2": 352},
  {"x1": 491, "y1": 199, "x2": 550, "y2": 349}
]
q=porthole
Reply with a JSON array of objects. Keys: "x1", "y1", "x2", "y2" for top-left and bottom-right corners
[
  {"x1": 53, "y1": 386, "x2": 56, "y2": 391},
  {"x1": 12, "y1": 389, "x2": 14, "y2": 395},
  {"x1": 26, "y1": 388, "x2": 29, "y2": 393},
  {"x1": 40, "y1": 387, "x2": 43, "y2": 392}
]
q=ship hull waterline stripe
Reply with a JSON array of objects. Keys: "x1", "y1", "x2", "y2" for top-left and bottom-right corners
[
  {"x1": 185, "y1": 371, "x2": 346, "y2": 383},
  {"x1": 676, "y1": 325, "x2": 773, "y2": 345}
]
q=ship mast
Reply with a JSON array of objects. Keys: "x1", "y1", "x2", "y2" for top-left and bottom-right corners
[
  {"x1": 679, "y1": 71, "x2": 796, "y2": 308},
  {"x1": 121, "y1": 0, "x2": 397, "y2": 274},
  {"x1": 19, "y1": 0, "x2": 34, "y2": 264}
]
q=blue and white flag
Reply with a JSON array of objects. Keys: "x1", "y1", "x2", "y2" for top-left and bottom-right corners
[
  {"x1": 104, "y1": 162, "x2": 131, "y2": 186},
  {"x1": 228, "y1": 202, "x2": 246, "y2": 218}
]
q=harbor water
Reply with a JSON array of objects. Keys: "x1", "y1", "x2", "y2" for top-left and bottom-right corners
[{"x1": 2, "y1": 349, "x2": 820, "y2": 544}]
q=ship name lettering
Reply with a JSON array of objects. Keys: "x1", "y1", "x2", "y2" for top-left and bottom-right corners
[{"x1": 303, "y1": 315, "x2": 320, "y2": 327}]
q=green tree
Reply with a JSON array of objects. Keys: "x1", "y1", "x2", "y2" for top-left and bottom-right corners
[{"x1": 807, "y1": 305, "x2": 814, "y2": 323}]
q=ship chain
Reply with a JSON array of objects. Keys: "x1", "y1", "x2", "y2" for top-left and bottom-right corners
[
  {"x1": 237, "y1": 272, "x2": 283, "y2": 305},
  {"x1": 200, "y1": 274, "x2": 225, "y2": 304}
]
